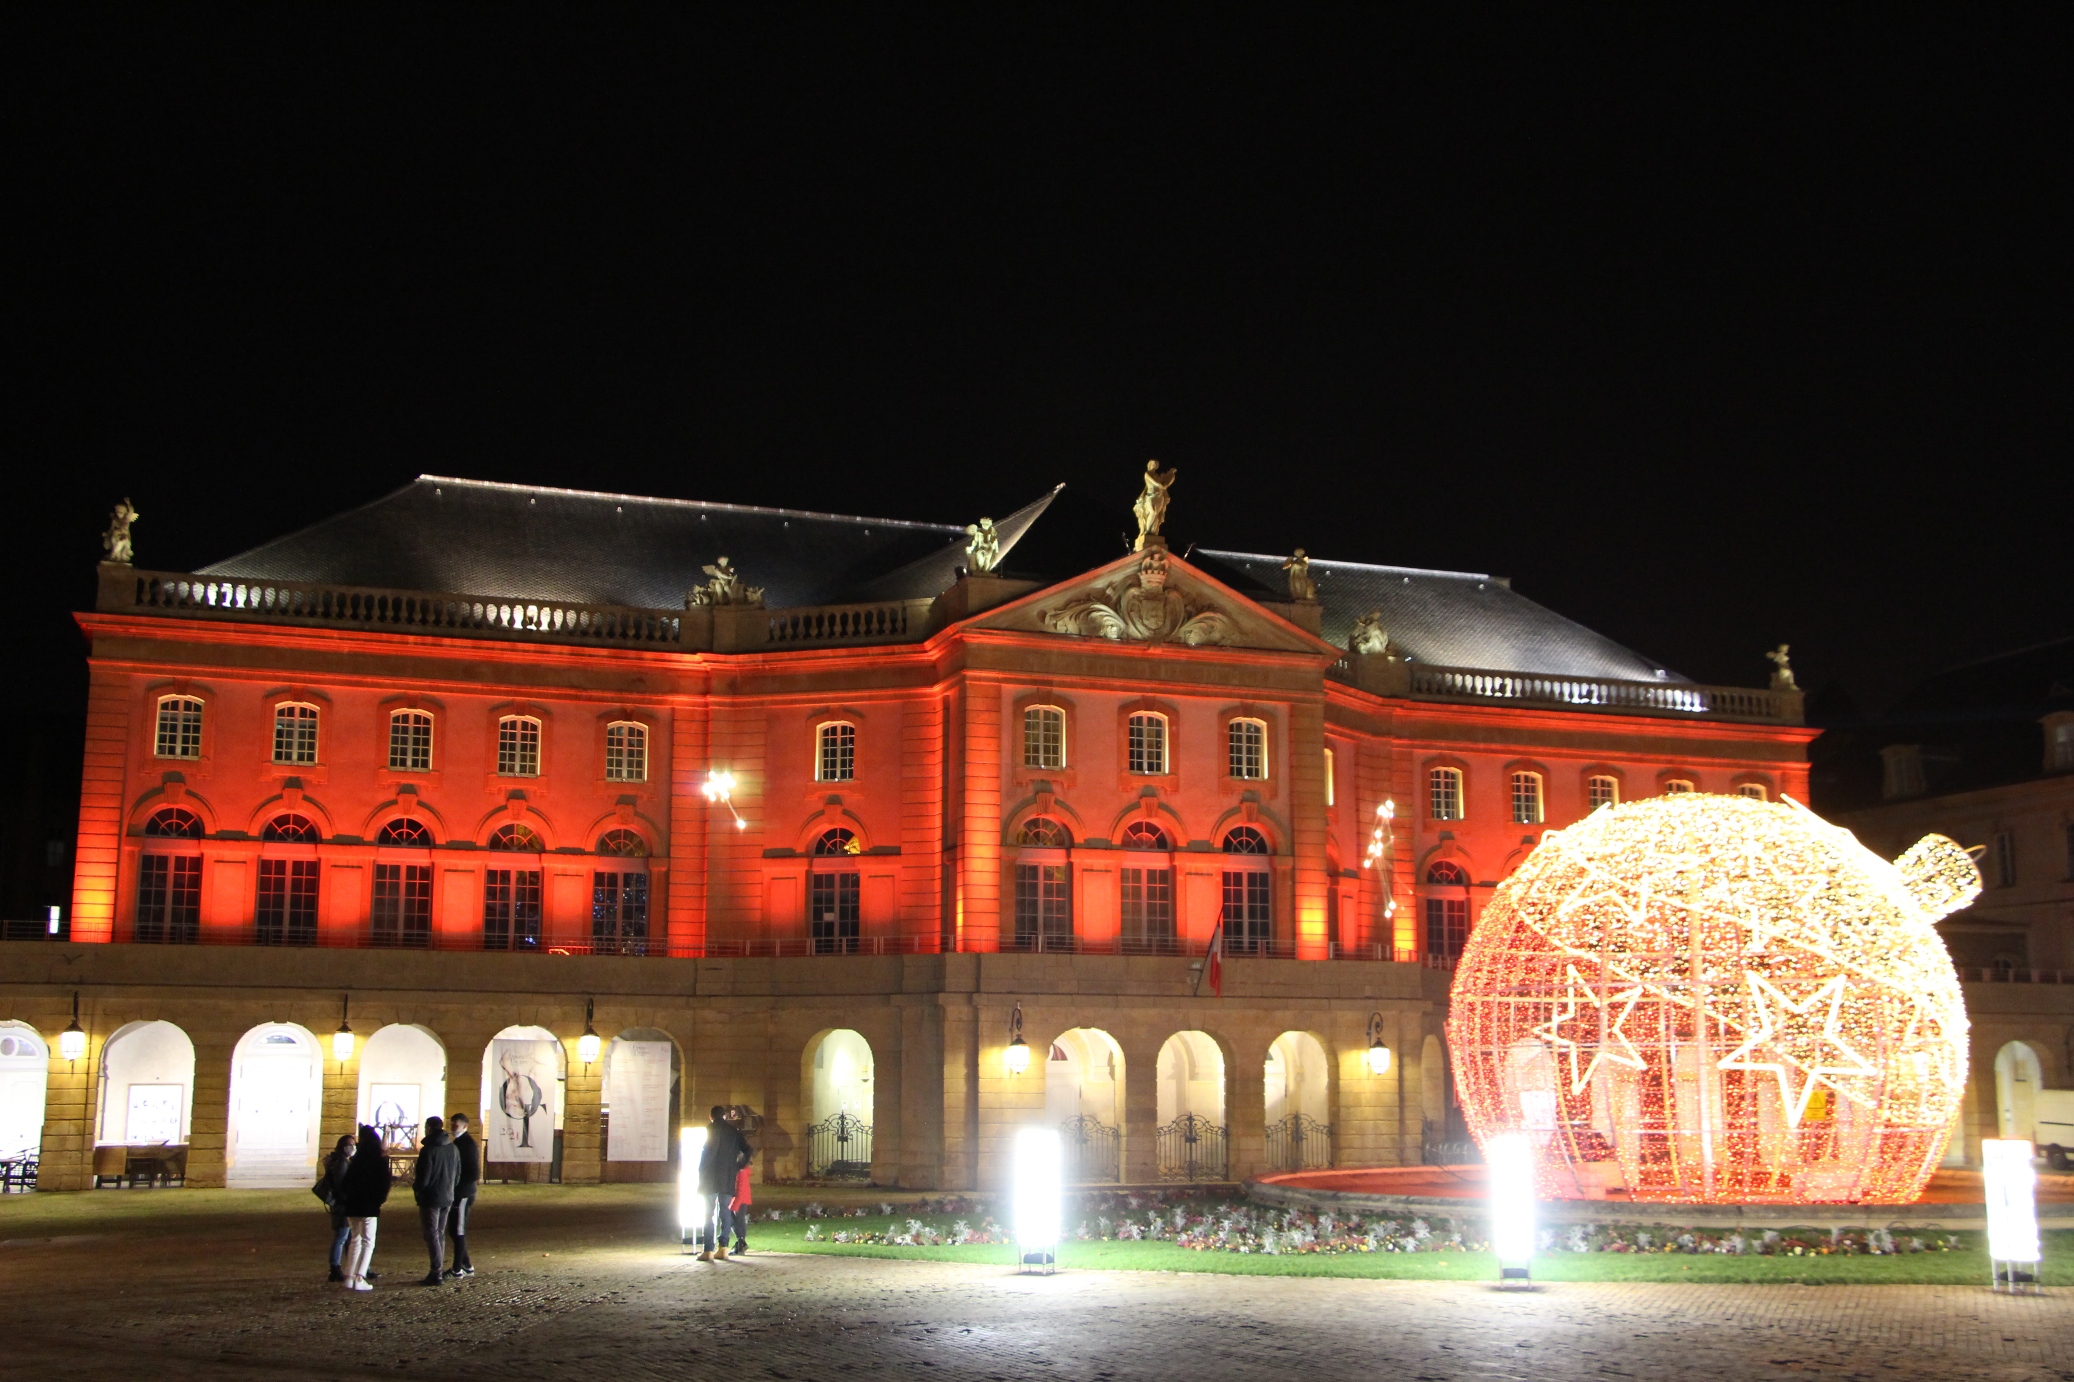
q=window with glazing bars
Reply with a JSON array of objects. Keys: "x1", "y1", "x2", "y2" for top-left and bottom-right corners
[
  {"x1": 1510, "y1": 772, "x2": 1542, "y2": 824},
  {"x1": 1222, "y1": 870, "x2": 1272, "y2": 953},
  {"x1": 1228, "y1": 719, "x2": 1266, "y2": 780},
  {"x1": 810, "y1": 871, "x2": 860, "y2": 953},
  {"x1": 388, "y1": 712, "x2": 433, "y2": 772},
  {"x1": 592, "y1": 871, "x2": 649, "y2": 954},
  {"x1": 136, "y1": 855, "x2": 201, "y2": 943},
  {"x1": 1663, "y1": 779, "x2": 1694, "y2": 794},
  {"x1": 1120, "y1": 866, "x2": 1175, "y2": 947},
  {"x1": 257, "y1": 859, "x2": 319, "y2": 945},
  {"x1": 273, "y1": 704, "x2": 319, "y2": 765},
  {"x1": 155, "y1": 697, "x2": 203, "y2": 759},
  {"x1": 605, "y1": 722, "x2": 647, "y2": 782},
  {"x1": 1425, "y1": 896, "x2": 1468, "y2": 960},
  {"x1": 1587, "y1": 775, "x2": 1618, "y2": 810},
  {"x1": 484, "y1": 868, "x2": 542, "y2": 950},
  {"x1": 1127, "y1": 713, "x2": 1167, "y2": 776},
  {"x1": 372, "y1": 863, "x2": 431, "y2": 947},
  {"x1": 1737, "y1": 783, "x2": 1768, "y2": 800},
  {"x1": 1014, "y1": 863, "x2": 1072, "y2": 950},
  {"x1": 1429, "y1": 767, "x2": 1463, "y2": 820},
  {"x1": 497, "y1": 717, "x2": 541, "y2": 776},
  {"x1": 817, "y1": 723, "x2": 856, "y2": 782},
  {"x1": 1023, "y1": 706, "x2": 1065, "y2": 769}
]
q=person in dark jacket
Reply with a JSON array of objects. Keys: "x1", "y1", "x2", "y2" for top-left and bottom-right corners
[
  {"x1": 695, "y1": 1105, "x2": 749, "y2": 1261},
  {"x1": 412, "y1": 1115, "x2": 461, "y2": 1285},
  {"x1": 336, "y1": 1125, "x2": 391, "y2": 1291},
  {"x1": 318, "y1": 1133, "x2": 355, "y2": 1281},
  {"x1": 443, "y1": 1112, "x2": 480, "y2": 1278}
]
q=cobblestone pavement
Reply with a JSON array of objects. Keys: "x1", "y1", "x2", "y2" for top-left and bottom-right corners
[{"x1": 5, "y1": 1191, "x2": 2071, "y2": 1382}]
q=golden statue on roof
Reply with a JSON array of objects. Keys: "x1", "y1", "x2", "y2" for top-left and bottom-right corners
[{"x1": 1131, "y1": 459, "x2": 1176, "y2": 551}]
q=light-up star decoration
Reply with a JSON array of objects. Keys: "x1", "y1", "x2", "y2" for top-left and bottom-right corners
[{"x1": 1446, "y1": 794, "x2": 1979, "y2": 1204}]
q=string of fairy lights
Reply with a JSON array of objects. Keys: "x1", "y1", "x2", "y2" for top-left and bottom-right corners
[{"x1": 1445, "y1": 793, "x2": 1977, "y2": 1205}]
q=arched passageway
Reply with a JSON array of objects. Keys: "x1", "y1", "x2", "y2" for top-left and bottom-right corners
[
  {"x1": 227, "y1": 1023, "x2": 324, "y2": 1187},
  {"x1": 602, "y1": 1029, "x2": 681, "y2": 1182},
  {"x1": 96, "y1": 1021, "x2": 196, "y2": 1187},
  {"x1": 804, "y1": 1029, "x2": 873, "y2": 1179},
  {"x1": 483, "y1": 1025, "x2": 566, "y2": 1182},
  {"x1": 1996, "y1": 1041, "x2": 2046, "y2": 1142},
  {"x1": 1264, "y1": 1031, "x2": 1332, "y2": 1170},
  {"x1": 357, "y1": 1024, "x2": 447, "y2": 1153},
  {"x1": 1156, "y1": 1031, "x2": 1227, "y2": 1180},
  {"x1": 0, "y1": 1022, "x2": 48, "y2": 1179},
  {"x1": 1046, "y1": 1027, "x2": 1125, "y2": 1183}
]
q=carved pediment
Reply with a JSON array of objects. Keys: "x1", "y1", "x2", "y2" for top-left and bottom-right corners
[{"x1": 969, "y1": 549, "x2": 1333, "y2": 655}]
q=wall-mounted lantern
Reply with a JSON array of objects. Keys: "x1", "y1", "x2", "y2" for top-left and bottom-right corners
[
  {"x1": 58, "y1": 992, "x2": 87, "y2": 1064},
  {"x1": 332, "y1": 995, "x2": 355, "y2": 1063},
  {"x1": 1365, "y1": 1012, "x2": 1392, "y2": 1075},
  {"x1": 1004, "y1": 1003, "x2": 1031, "y2": 1075},
  {"x1": 577, "y1": 998, "x2": 602, "y2": 1068}
]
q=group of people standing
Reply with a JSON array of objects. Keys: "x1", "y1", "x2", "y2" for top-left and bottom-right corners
[{"x1": 317, "y1": 1113, "x2": 480, "y2": 1290}]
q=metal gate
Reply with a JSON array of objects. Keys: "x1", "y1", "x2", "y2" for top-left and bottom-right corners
[
  {"x1": 1060, "y1": 1114, "x2": 1121, "y2": 1184},
  {"x1": 806, "y1": 1112, "x2": 873, "y2": 1179},
  {"x1": 1155, "y1": 1112, "x2": 1229, "y2": 1181},
  {"x1": 1265, "y1": 1114, "x2": 1332, "y2": 1171}
]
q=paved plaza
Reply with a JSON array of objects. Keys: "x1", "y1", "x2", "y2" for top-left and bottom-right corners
[{"x1": 3, "y1": 1188, "x2": 2070, "y2": 1382}]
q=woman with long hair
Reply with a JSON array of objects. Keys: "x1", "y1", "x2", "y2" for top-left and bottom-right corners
[{"x1": 335, "y1": 1124, "x2": 391, "y2": 1291}]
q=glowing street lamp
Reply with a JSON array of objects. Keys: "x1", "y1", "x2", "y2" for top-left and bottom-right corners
[
  {"x1": 1013, "y1": 1125, "x2": 1062, "y2": 1274},
  {"x1": 1486, "y1": 1132, "x2": 1535, "y2": 1285},
  {"x1": 332, "y1": 995, "x2": 355, "y2": 1063},
  {"x1": 1364, "y1": 1012, "x2": 1392, "y2": 1076},
  {"x1": 1983, "y1": 1138, "x2": 2041, "y2": 1293},
  {"x1": 577, "y1": 998, "x2": 602, "y2": 1068},
  {"x1": 679, "y1": 1124, "x2": 708, "y2": 1252},
  {"x1": 703, "y1": 770, "x2": 747, "y2": 830},
  {"x1": 1004, "y1": 1004, "x2": 1031, "y2": 1076},
  {"x1": 58, "y1": 992, "x2": 86, "y2": 1064}
]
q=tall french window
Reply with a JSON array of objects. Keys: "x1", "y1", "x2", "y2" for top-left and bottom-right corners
[
  {"x1": 1227, "y1": 719, "x2": 1267, "y2": 780},
  {"x1": 388, "y1": 711, "x2": 433, "y2": 772},
  {"x1": 273, "y1": 704, "x2": 319, "y2": 766},
  {"x1": 1127, "y1": 713, "x2": 1167, "y2": 776},
  {"x1": 1429, "y1": 766, "x2": 1463, "y2": 821},
  {"x1": 1023, "y1": 706, "x2": 1065, "y2": 770},
  {"x1": 605, "y1": 722, "x2": 648, "y2": 782},
  {"x1": 497, "y1": 717, "x2": 541, "y2": 777},
  {"x1": 817, "y1": 723, "x2": 856, "y2": 782},
  {"x1": 155, "y1": 696, "x2": 203, "y2": 759},
  {"x1": 1509, "y1": 772, "x2": 1542, "y2": 825}
]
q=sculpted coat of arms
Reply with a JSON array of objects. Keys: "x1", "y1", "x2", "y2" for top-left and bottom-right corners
[{"x1": 1041, "y1": 550, "x2": 1229, "y2": 645}]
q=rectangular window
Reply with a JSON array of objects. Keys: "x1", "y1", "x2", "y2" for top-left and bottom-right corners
[
  {"x1": 1737, "y1": 783, "x2": 1768, "y2": 801},
  {"x1": 1324, "y1": 748, "x2": 1335, "y2": 807},
  {"x1": 605, "y1": 722, "x2": 648, "y2": 782},
  {"x1": 1587, "y1": 775, "x2": 1619, "y2": 810},
  {"x1": 1228, "y1": 719, "x2": 1267, "y2": 780},
  {"x1": 135, "y1": 855, "x2": 201, "y2": 943},
  {"x1": 256, "y1": 858, "x2": 319, "y2": 946},
  {"x1": 272, "y1": 704, "x2": 319, "y2": 765},
  {"x1": 1128, "y1": 713, "x2": 1167, "y2": 776},
  {"x1": 497, "y1": 717, "x2": 541, "y2": 777},
  {"x1": 1429, "y1": 767, "x2": 1463, "y2": 821},
  {"x1": 372, "y1": 863, "x2": 431, "y2": 948},
  {"x1": 1014, "y1": 863, "x2": 1072, "y2": 950},
  {"x1": 1994, "y1": 831, "x2": 2017, "y2": 888},
  {"x1": 809, "y1": 870, "x2": 861, "y2": 953},
  {"x1": 592, "y1": 870, "x2": 650, "y2": 955},
  {"x1": 817, "y1": 723, "x2": 856, "y2": 783},
  {"x1": 483, "y1": 868, "x2": 542, "y2": 950},
  {"x1": 1425, "y1": 896, "x2": 1468, "y2": 961},
  {"x1": 155, "y1": 697, "x2": 203, "y2": 759},
  {"x1": 1120, "y1": 866, "x2": 1175, "y2": 948},
  {"x1": 1023, "y1": 706, "x2": 1065, "y2": 770},
  {"x1": 388, "y1": 711, "x2": 433, "y2": 772},
  {"x1": 1510, "y1": 772, "x2": 1543, "y2": 825},
  {"x1": 1222, "y1": 869, "x2": 1272, "y2": 954}
]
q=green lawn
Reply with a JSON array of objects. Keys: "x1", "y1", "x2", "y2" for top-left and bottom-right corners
[{"x1": 751, "y1": 1213, "x2": 2074, "y2": 1286}]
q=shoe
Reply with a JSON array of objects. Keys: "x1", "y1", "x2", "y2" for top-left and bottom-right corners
[
  {"x1": 328, "y1": 1267, "x2": 345, "y2": 1283},
  {"x1": 713, "y1": 1245, "x2": 729, "y2": 1260},
  {"x1": 697, "y1": 1250, "x2": 714, "y2": 1262},
  {"x1": 454, "y1": 1265, "x2": 475, "y2": 1277},
  {"x1": 364, "y1": 1271, "x2": 382, "y2": 1282},
  {"x1": 732, "y1": 1240, "x2": 748, "y2": 1255},
  {"x1": 442, "y1": 1268, "x2": 460, "y2": 1278},
  {"x1": 418, "y1": 1273, "x2": 445, "y2": 1286},
  {"x1": 349, "y1": 1280, "x2": 373, "y2": 1292}
]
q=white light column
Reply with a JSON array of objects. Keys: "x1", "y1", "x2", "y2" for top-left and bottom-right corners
[
  {"x1": 1014, "y1": 1126, "x2": 1062, "y2": 1274},
  {"x1": 1983, "y1": 1138, "x2": 2041, "y2": 1292},
  {"x1": 1487, "y1": 1132, "x2": 1536, "y2": 1285}
]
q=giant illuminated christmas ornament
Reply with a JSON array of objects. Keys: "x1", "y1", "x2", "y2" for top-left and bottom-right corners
[{"x1": 1447, "y1": 794, "x2": 1979, "y2": 1204}]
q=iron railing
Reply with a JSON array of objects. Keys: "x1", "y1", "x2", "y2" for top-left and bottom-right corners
[
  {"x1": 1060, "y1": 1114, "x2": 1121, "y2": 1184},
  {"x1": 806, "y1": 1112, "x2": 873, "y2": 1180},
  {"x1": 1265, "y1": 1114, "x2": 1333, "y2": 1172},
  {"x1": 1155, "y1": 1113, "x2": 1229, "y2": 1181}
]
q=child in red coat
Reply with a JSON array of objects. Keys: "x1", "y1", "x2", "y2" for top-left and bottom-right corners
[{"x1": 727, "y1": 1164, "x2": 753, "y2": 1255}]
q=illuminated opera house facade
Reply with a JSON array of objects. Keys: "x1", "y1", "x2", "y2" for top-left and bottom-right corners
[{"x1": 3, "y1": 472, "x2": 1829, "y2": 1192}]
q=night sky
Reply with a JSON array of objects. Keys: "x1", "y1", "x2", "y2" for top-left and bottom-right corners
[{"x1": 4, "y1": 10, "x2": 2066, "y2": 742}]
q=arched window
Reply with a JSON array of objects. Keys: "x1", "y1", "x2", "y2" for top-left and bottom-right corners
[
  {"x1": 488, "y1": 823, "x2": 542, "y2": 852},
  {"x1": 813, "y1": 827, "x2": 861, "y2": 856},
  {"x1": 388, "y1": 711, "x2": 433, "y2": 772},
  {"x1": 1509, "y1": 772, "x2": 1543, "y2": 825},
  {"x1": 1127, "y1": 713, "x2": 1167, "y2": 776},
  {"x1": 1429, "y1": 766, "x2": 1463, "y2": 821},
  {"x1": 143, "y1": 807, "x2": 202, "y2": 838},
  {"x1": 816, "y1": 723, "x2": 856, "y2": 783},
  {"x1": 1121, "y1": 821, "x2": 1171, "y2": 850},
  {"x1": 1023, "y1": 706, "x2": 1065, "y2": 770},
  {"x1": 497, "y1": 716, "x2": 541, "y2": 777},
  {"x1": 596, "y1": 828, "x2": 649, "y2": 857},
  {"x1": 1424, "y1": 860, "x2": 1470, "y2": 962},
  {"x1": 1222, "y1": 825, "x2": 1270, "y2": 855},
  {"x1": 1736, "y1": 783, "x2": 1768, "y2": 801},
  {"x1": 261, "y1": 814, "x2": 319, "y2": 843},
  {"x1": 1018, "y1": 817, "x2": 1071, "y2": 848},
  {"x1": 272, "y1": 704, "x2": 319, "y2": 766},
  {"x1": 1426, "y1": 860, "x2": 1469, "y2": 886},
  {"x1": 376, "y1": 817, "x2": 432, "y2": 847},
  {"x1": 605, "y1": 722, "x2": 648, "y2": 782},
  {"x1": 1587, "y1": 774, "x2": 1619, "y2": 810},
  {"x1": 1227, "y1": 718, "x2": 1267, "y2": 780},
  {"x1": 155, "y1": 696, "x2": 203, "y2": 760},
  {"x1": 1663, "y1": 779, "x2": 1695, "y2": 795}
]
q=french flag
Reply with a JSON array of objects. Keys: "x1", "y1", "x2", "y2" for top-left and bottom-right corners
[{"x1": 1202, "y1": 917, "x2": 1224, "y2": 998}]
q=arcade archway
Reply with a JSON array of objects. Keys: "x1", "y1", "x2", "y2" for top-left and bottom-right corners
[
  {"x1": 1046, "y1": 1027, "x2": 1124, "y2": 1183},
  {"x1": 226, "y1": 1023, "x2": 324, "y2": 1187},
  {"x1": 1156, "y1": 1031, "x2": 1227, "y2": 1180}
]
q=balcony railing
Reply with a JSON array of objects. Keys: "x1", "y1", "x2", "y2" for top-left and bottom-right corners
[{"x1": 1331, "y1": 652, "x2": 1801, "y2": 724}]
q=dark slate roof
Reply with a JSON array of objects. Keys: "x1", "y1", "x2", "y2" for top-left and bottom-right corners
[
  {"x1": 1193, "y1": 550, "x2": 1682, "y2": 682},
  {"x1": 200, "y1": 476, "x2": 1058, "y2": 610}
]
